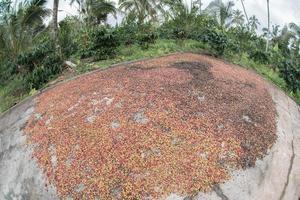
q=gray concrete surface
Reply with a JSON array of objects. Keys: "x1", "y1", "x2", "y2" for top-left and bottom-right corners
[
  {"x1": 0, "y1": 74, "x2": 300, "y2": 200},
  {"x1": 0, "y1": 99, "x2": 58, "y2": 200}
]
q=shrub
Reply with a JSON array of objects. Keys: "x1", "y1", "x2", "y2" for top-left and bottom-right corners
[
  {"x1": 201, "y1": 29, "x2": 228, "y2": 56},
  {"x1": 136, "y1": 24, "x2": 158, "y2": 49},
  {"x1": 115, "y1": 22, "x2": 158, "y2": 49},
  {"x1": 159, "y1": 20, "x2": 189, "y2": 40},
  {"x1": 249, "y1": 50, "x2": 270, "y2": 64},
  {"x1": 16, "y1": 40, "x2": 63, "y2": 90},
  {"x1": 17, "y1": 40, "x2": 55, "y2": 72},
  {"x1": 26, "y1": 53, "x2": 62, "y2": 90},
  {"x1": 159, "y1": 14, "x2": 218, "y2": 40},
  {"x1": 77, "y1": 26, "x2": 119, "y2": 61},
  {"x1": 0, "y1": 61, "x2": 18, "y2": 86},
  {"x1": 279, "y1": 60, "x2": 300, "y2": 93},
  {"x1": 137, "y1": 31, "x2": 157, "y2": 49},
  {"x1": 115, "y1": 23, "x2": 139, "y2": 45},
  {"x1": 0, "y1": 75, "x2": 28, "y2": 112},
  {"x1": 59, "y1": 17, "x2": 79, "y2": 58}
]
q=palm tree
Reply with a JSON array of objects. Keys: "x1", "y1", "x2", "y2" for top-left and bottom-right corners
[
  {"x1": 274, "y1": 25, "x2": 294, "y2": 55},
  {"x1": 205, "y1": 0, "x2": 235, "y2": 29},
  {"x1": 289, "y1": 23, "x2": 300, "y2": 55},
  {"x1": 262, "y1": 24, "x2": 279, "y2": 40},
  {"x1": 71, "y1": 0, "x2": 116, "y2": 25},
  {"x1": 162, "y1": 0, "x2": 194, "y2": 19},
  {"x1": 119, "y1": 0, "x2": 163, "y2": 25},
  {"x1": 261, "y1": 24, "x2": 295, "y2": 55},
  {"x1": 266, "y1": 0, "x2": 270, "y2": 52},
  {"x1": 0, "y1": 0, "x2": 50, "y2": 60},
  {"x1": 231, "y1": 9, "x2": 244, "y2": 27},
  {"x1": 248, "y1": 15, "x2": 260, "y2": 31}
]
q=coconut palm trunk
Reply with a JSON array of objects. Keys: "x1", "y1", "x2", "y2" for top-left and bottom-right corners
[
  {"x1": 266, "y1": 0, "x2": 270, "y2": 52},
  {"x1": 52, "y1": 0, "x2": 59, "y2": 43},
  {"x1": 240, "y1": 0, "x2": 249, "y2": 24}
]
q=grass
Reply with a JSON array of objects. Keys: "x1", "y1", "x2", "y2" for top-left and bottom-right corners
[
  {"x1": 0, "y1": 76, "x2": 29, "y2": 113},
  {"x1": 76, "y1": 39, "x2": 205, "y2": 73},
  {"x1": 1, "y1": 39, "x2": 299, "y2": 113}
]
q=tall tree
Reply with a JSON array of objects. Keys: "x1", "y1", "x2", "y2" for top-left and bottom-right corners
[
  {"x1": 231, "y1": 9, "x2": 244, "y2": 27},
  {"x1": 289, "y1": 23, "x2": 300, "y2": 55},
  {"x1": 262, "y1": 24, "x2": 279, "y2": 41},
  {"x1": 162, "y1": 0, "x2": 197, "y2": 20},
  {"x1": 266, "y1": 0, "x2": 270, "y2": 52},
  {"x1": 52, "y1": 0, "x2": 59, "y2": 43},
  {"x1": 119, "y1": 0, "x2": 163, "y2": 25},
  {"x1": 70, "y1": 0, "x2": 116, "y2": 25},
  {"x1": 248, "y1": 15, "x2": 260, "y2": 31},
  {"x1": 206, "y1": 0, "x2": 235, "y2": 29},
  {"x1": 0, "y1": 0, "x2": 50, "y2": 60}
]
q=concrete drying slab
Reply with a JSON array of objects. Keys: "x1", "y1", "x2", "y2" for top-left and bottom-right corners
[
  {"x1": 193, "y1": 83, "x2": 300, "y2": 200},
  {"x1": 0, "y1": 98, "x2": 58, "y2": 199},
  {"x1": 0, "y1": 54, "x2": 299, "y2": 200}
]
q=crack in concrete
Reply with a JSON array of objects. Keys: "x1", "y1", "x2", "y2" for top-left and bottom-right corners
[
  {"x1": 213, "y1": 185, "x2": 229, "y2": 200},
  {"x1": 279, "y1": 138, "x2": 295, "y2": 200}
]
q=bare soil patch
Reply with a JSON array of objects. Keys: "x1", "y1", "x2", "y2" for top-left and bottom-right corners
[{"x1": 24, "y1": 53, "x2": 277, "y2": 199}]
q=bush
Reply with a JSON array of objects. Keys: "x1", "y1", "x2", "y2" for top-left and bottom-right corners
[
  {"x1": 77, "y1": 26, "x2": 119, "y2": 61},
  {"x1": 16, "y1": 40, "x2": 63, "y2": 90},
  {"x1": 115, "y1": 22, "x2": 158, "y2": 49},
  {"x1": 201, "y1": 29, "x2": 228, "y2": 56},
  {"x1": 26, "y1": 53, "x2": 62, "y2": 89},
  {"x1": 249, "y1": 50, "x2": 270, "y2": 64},
  {"x1": 17, "y1": 40, "x2": 55, "y2": 72},
  {"x1": 0, "y1": 75, "x2": 28, "y2": 112},
  {"x1": 0, "y1": 61, "x2": 18, "y2": 86},
  {"x1": 137, "y1": 31, "x2": 157, "y2": 49},
  {"x1": 115, "y1": 23, "x2": 139, "y2": 46},
  {"x1": 59, "y1": 17, "x2": 79, "y2": 58},
  {"x1": 159, "y1": 14, "x2": 218, "y2": 40},
  {"x1": 226, "y1": 27, "x2": 260, "y2": 53},
  {"x1": 136, "y1": 24, "x2": 158, "y2": 49},
  {"x1": 159, "y1": 20, "x2": 189, "y2": 40},
  {"x1": 279, "y1": 60, "x2": 300, "y2": 93}
]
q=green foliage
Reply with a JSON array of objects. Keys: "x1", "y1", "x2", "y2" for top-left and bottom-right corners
[
  {"x1": 0, "y1": 75, "x2": 28, "y2": 112},
  {"x1": 73, "y1": 0, "x2": 116, "y2": 25},
  {"x1": 249, "y1": 50, "x2": 270, "y2": 64},
  {"x1": 15, "y1": 39, "x2": 63, "y2": 90},
  {"x1": 115, "y1": 22, "x2": 139, "y2": 45},
  {"x1": 201, "y1": 29, "x2": 228, "y2": 56},
  {"x1": 137, "y1": 32, "x2": 157, "y2": 49},
  {"x1": 279, "y1": 60, "x2": 300, "y2": 93},
  {"x1": 26, "y1": 53, "x2": 62, "y2": 90},
  {"x1": 77, "y1": 26, "x2": 119, "y2": 60},
  {"x1": 0, "y1": 0, "x2": 50, "y2": 60},
  {"x1": 0, "y1": 61, "x2": 18, "y2": 86},
  {"x1": 136, "y1": 24, "x2": 158, "y2": 49},
  {"x1": 226, "y1": 26, "x2": 262, "y2": 53},
  {"x1": 83, "y1": 39, "x2": 204, "y2": 71},
  {"x1": 17, "y1": 40, "x2": 54, "y2": 72},
  {"x1": 159, "y1": 14, "x2": 218, "y2": 40},
  {"x1": 59, "y1": 17, "x2": 79, "y2": 58}
]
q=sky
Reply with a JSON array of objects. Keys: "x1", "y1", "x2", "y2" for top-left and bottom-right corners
[{"x1": 45, "y1": 0, "x2": 300, "y2": 31}]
